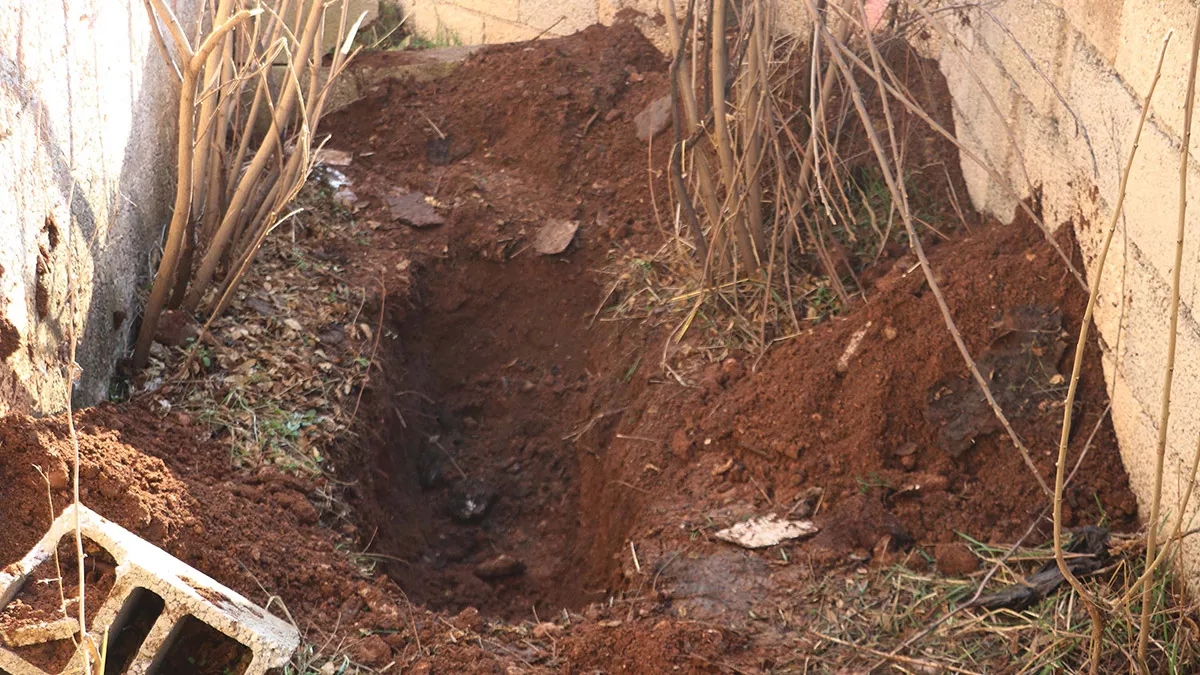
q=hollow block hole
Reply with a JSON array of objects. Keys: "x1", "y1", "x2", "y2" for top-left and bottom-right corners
[
  {"x1": 103, "y1": 587, "x2": 165, "y2": 675},
  {"x1": 146, "y1": 615, "x2": 252, "y2": 675}
]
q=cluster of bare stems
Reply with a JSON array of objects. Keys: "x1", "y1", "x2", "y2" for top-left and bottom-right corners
[
  {"x1": 666, "y1": 0, "x2": 1200, "y2": 672},
  {"x1": 662, "y1": 0, "x2": 1082, "y2": 347},
  {"x1": 133, "y1": 0, "x2": 364, "y2": 369}
]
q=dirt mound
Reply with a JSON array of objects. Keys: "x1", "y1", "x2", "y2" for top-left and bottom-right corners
[
  {"x1": 326, "y1": 15, "x2": 1137, "y2": 628},
  {"x1": 0, "y1": 407, "x2": 364, "y2": 622},
  {"x1": 680, "y1": 217, "x2": 1136, "y2": 545},
  {"x1": 0, "y1": 20, "x2": 1147, "y2": 674},
  {"x1": 323, "y1": 18, "x2": 671, "y2": 257}
]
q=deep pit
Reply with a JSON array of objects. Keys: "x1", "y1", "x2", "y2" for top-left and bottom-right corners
[{"x1": 358, "y1": 250, "x2": 651, "y2": 618}]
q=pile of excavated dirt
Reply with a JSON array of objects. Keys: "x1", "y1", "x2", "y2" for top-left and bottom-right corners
[{"x1": 0, "y1": 18, "x2": 1142, "y2": 673}]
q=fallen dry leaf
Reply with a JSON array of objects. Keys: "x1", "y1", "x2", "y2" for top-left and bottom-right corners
[
  {"x1": 533, "y1": 219, "x2": 579, "y2": 255},
  {"x1": 386, "y1": 190, "x2": 445, "y2": 228},
  {"x1": 714, "y1": 515, "x2": 818, "y2": 549}
]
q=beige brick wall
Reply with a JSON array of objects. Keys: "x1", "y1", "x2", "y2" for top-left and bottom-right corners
[
  {"x1": 941, "y1": 0, "x2": 1200, "y2": 577},
  {"x1": 393, "y1": 0, "x2": 809, "y2": 53}
]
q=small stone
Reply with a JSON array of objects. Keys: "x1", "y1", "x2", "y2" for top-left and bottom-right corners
[
  {"x1": 532, "y1": 622, "x2": 563, "y2": 638},
  {"x1": 909, "y1": 472, "x2": 949, "y2": 493},
  {"x1": 348, "y1": 634, "x2": 391, "y2": 667},
  {"x1": 333, "y1": 187, "x2": 358, "y2": 209},
  {"x1": 417, "y1": 454, "x2": 445, "y2": 490},
  {"x1": 533, "y1": 219, "x2": 579, "y2": 255},
  {"x1": 315, "y1": 148, "x2": 353, "y2": 166},
  {"x1": 98, "y1": 477, "x2": 123, "y2": 500},
  {"x1": 451, "y1": 607, "x2": 484, "y2": 631},
  {"x1": 936, "y1": 542, "x2": 980, "y2": 576},
  {"x1": 474, "y1": 554, "x2": 526, "y2": 580},
  {"x1": 633, "y1": 95, "x2": 672, "y2": 142},
  {"x1": 669, "y1": 429, "x2": 693, "y2": 460},
  {"x1": 552, "y1": 85, "x2": 570, "y2": 98},
  {"x1": 883, "y1": 325, "x2": 898, "y2": 341},
  {"x1": 245, "y1": 297, "x2": 275, "y2": 316},
  {"x1": 47, "y1": 465, "x2": 69, "y2": 491},
  {"x1": 278, "y1": 491, "x2": 320, "y2": 525},
  {"x1": 448, "y1": 481, "x2": 497, "y2": 523},
  {"x1": 900, "y1": 454, "x2": 917, "y2": 470},
  {"x1": 386, "y1": 190, "x2": 444, "y2": 228},
  {"x1": 317, "y1": 325, "x2": 346, "y2": 346},
  {"x1": 153, "y1": 309, "x2": 199, "y2": 347},
  {"x1": 721, "y1": 358, "x2": 743, "y2": 380}
]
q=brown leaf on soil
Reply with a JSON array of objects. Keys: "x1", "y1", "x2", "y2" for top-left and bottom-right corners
[
  {"x1": 533, "y1": 219, "x2": 579, "y2": 255},
  {"x1": 386, "y1": 190, "x2": 445, "y2": 228}
]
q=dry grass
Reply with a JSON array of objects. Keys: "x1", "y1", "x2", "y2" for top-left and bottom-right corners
[
  {"x1": 651, "y1": 1, "x2": 1200, "y2": 673},
  {"x1": 135, "y1": 180, "x2": 384, "y2": 482},
  {"x1": 791, "y1": 531, "x2": 1200, "y2": 674}
]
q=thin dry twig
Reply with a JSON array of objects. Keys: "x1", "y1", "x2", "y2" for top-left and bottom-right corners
[
  {"x1": 1139, "y1": 12, "x2": 1200, "y2": 670},
  {"x1": 1048, "y1": 29, "x2": 1172, "y2": 675},
  {"x1": 812, "y1": 0, "x2": 1052, "y2": 499}
]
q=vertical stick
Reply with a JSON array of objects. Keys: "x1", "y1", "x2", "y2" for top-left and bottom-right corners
[
  {"x1": 666, "y1": 0, "x2": 709, "y2": 263},
  {"x1": 740, "y1": 0, "x2": 766, "y2": 263},
  {"x1": 57, "y1": 181, "x2": 90, "y2": 672},
  {"x1": 191, "y1": 0, "x2": 233, "y2": 220},
  {"x1": 133, "y1": 2, "x2": 256, "y2": 368},
  {"x1": 1140, "y1": 8, "x2": 1200, "y2": 671},
  {"x1": 1048, "y1": 28, "x2": 1171, "y2": 675},
  {"x1": 710, "y1": 0, "x2": 758, "y2": 273},
  {"x1": 183, "y1": 0, "x2": 324, "y2": 312}
]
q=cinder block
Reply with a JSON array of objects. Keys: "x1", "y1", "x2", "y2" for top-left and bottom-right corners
[
  {"x1": 0, "y1": 505, "x2": 299, "y2": 675},
  {"x1": 1114, "y1": 0, "x2": 1200, "y2": 144},
  {"x1": 1060, "y1": 0, "x2": 1123, "y2": 65},
  {"x1": 518, "y1": 0, "x2": 597, "y2": 35}
]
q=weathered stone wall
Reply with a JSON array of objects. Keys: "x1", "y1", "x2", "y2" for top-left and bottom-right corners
[{"x1": 0, "y1": 0, "x2": 205, "y2": 415}]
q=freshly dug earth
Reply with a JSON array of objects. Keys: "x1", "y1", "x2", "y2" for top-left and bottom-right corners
[
  {"x1": 0, "y1": 19, "x2": 1140, "y2": 673},
  {"x1": 321, "y1": 16, "x2": 1136, "y2": 620}
]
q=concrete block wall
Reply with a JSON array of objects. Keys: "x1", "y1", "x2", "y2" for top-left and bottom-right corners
[
  {"x1": 939, "y1": 0, "x2": 1200, "y2": 575},
  {"x1": 392, "y1": 0, "x2": 810, "y2": 61},
  {"x1": 0, "y1": 0, "x2": 203, "y2": 415}
]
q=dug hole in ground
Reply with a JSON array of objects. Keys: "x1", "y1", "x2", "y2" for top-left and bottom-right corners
[{"x1": 0, "y1": 17, "x2": 1166, "y2": 675}]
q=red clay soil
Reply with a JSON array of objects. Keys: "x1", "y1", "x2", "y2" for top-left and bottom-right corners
[
  {"x1": 0, "y1": 407, "x2": 371, "y2": 623},
  {"x1": 324, "y1": 19, "x2": 671, "y2": 258},
  {"x1": 320, "y1": 14, "x2": 1136, "y2": 617},
  {"x1": 616, "y1": 217, "x2": 1137, "y2": 579},
  {"x1": 0, "y1": 19, "x2": 1142, "y2": 673}
]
